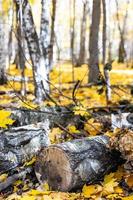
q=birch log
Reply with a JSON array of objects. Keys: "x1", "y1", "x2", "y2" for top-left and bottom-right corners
[
  {"x1": 35, "y1": 135, "x2": 122, "y2": 191},
  {"x1": 0, "y1": 122, "x2": 50, "y2": 174}
]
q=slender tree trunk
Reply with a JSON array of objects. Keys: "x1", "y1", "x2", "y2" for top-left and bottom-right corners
[
  {"x1": 15, "y1": 0, "x2": 49, "y2": 103},
  {"x1": 40, "y1": 0, "x2": 51, "y2": 72},
  {"x1": 0, "y1": 0, "x2": 7, "y2": 85},
  {"x1": 88, "y1": 0, "x2": 101, "y2": 83},
  {"x1": 115, "y1": 0, "x2": 129, "y2": 63},
  {"x1": 78, "y1": 0, "x2": 88, "y2": 66},
  {"x1": 102, "y1": 0, "x2": 106, "y2": 65},
  {"x1": 49, "y1": 0, "x2": 56, "y2": 70},
  {"x1": 70, "y1": 0, "x2": 76, "y2": 82}
]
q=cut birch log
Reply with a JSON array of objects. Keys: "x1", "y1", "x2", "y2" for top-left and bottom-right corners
[
  {"x1": 11, "y1": 107, "x2": 73, "y2": 127},
  {"x1": 35, "y1": 135, "x2": 122, "y2": 192},
  {"x1": 0, "y1": 122, "x2": 50, "y2": 174}
]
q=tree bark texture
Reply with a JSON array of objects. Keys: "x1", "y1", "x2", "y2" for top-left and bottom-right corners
[
  {"x1": 0, "y1": 0, "x2": 7, "y2": 85},
  {"x1": 40, "y1": 0, "x2": 51, "y2": 71},
  {"x1": 35, "y1": 135, "x2": 122, "y2": 192},
  {"x1": 11, "y1": 107, "x2": 73, "y2": 127},
  {"x1": 89, "y1": 0, "x2": 101, "y2": 83},
  {"x1": 49, "y1": 0, "x2": 56, "y2": 70},
  {"x1": 78, "y1": 0, "x2": 88, "y2": 66},
  {"x1": 15, "y1": 0, "x2": 49, "y2": 102},
  {"x1": 0, "y1": 122, "x2": 50, "y2": 174},
  {"x1": 115, "y1": 0, "x2": 129, "y2": 63},
  {"x1": 102, "y1": 0, "x2": 107, "y2": 65}
]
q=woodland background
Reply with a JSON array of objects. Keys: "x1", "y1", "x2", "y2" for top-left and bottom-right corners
[{"x1": 0, "y1": 0, "x2": 132, "y2": 200}]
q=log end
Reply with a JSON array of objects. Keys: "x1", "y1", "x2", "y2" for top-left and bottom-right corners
[{"x1": 35, "y1": 147, "x2": 73, "y2": 191}]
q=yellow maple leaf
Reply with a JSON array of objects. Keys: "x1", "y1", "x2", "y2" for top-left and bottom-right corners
[
  {"x1": 82, "y1": 184, "x2": 102, "y2": 198},
  {"x1": 43, "y1": 182, "x2": 50, "y2": 191},
  {"x1": 73, "y1": 106, "x2": 89, "y2": 116},
  {"x1": 122, "y1": 196, "x2": 133, "y2": 200},
  {"x1": 19, "y1": 195, "x2": 35, "y2": 200},
  {"x1": 102, "y1": 173, "x2": 118, "y2": 196},
  {"x1": 68, "y1": 125, "x2": 80, "y2": 134},
  {"x1": 84, "y1": 118, "x2": 102, "y2": 136},
  {"x1": 0, "y1": 110, "x2": 15, "y2": 128},
  {"x1": 28, "y1": 189, "x2": 45, "y2": 196}
]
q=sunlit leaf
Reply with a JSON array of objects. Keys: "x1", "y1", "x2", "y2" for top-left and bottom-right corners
[
  {"x1": 82, "y1": 184, "x2": 102, "y2": 198},
  {"x1": 0, "y1": 110, "x2": 15, "y2": 128},
  {"x1": 68, "y1": 125, "x2": 80, "y2": 134}
]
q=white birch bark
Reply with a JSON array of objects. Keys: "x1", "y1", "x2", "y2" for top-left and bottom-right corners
[
  {"x1": 40, "y1": 0, "x2": 51, "y2": 71},
  {"x1": 0, "y1": 0, "x2": 7, "y2": 84},
  {"x1": 15, "y1": 0, "x2": 49, "y2": 103}
]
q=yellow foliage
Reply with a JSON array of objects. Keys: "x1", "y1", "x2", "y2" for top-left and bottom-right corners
[
  {"x1": 122, "y1": 196, "x2": 133, "y2": 200},
  {"x1": 0, "y1": 173, "x2": 8, "y2": 182},
  {"x1": 125, "y1": 175, "x2": 133, "y2": 188},
  {"x1": 73, "y1": 106, "x2": 89, "y2": 116},
  {"x1": 82, "y1": 184, "x2": 102, "y2": 198},
  {"x1": 19, "y1": 195, "x2": 35, "y2": 200},
  {"x1": 28, "y1": 189, "x2": 46, "y2": 196},
  {"x1": 24, "y1": 157, "x2": 36, "y2": 166},
  {"x1": 20, "y1": 101, "x2": 38, "y2": 110},
  {"x1": 0, "y1": 110, "x2": 14, "y2": 128},
  {"x1": 2, "y1": 0, "x2": 11, "y2": 13},
  {"x1": 84, "y1": 118, "x2": 102, "y2": 136},
  {"x1": 68, "y1": 125, "x2": 80, "y2": 134},
  {"x1": 49, "y1": 127, "x2": 63, "y2": 143},
  {"x1": 102, "y1": 173, "x2": 118, "y2": 196}
]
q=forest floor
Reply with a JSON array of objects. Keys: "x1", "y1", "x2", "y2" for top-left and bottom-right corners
[{"x1": 0, "y1": 62, "x2": 133, "y2": 200}]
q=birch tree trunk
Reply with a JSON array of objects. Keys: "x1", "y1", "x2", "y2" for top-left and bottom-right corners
[
  {"x1": 40, "y1": 0, "x2": 51, "y2": 72},
  {"x1": 0, "y1": 1, "x2": 7, "y2": 85},
  {"x1": 15, "y1": 0, "x2": 49, "y2": 103},
  {"x1": 70, "y1": 0, "x2": 76, "y2": 81},
  {"x1": 88, "y1": 0, "x2": 101, "y2": 83},
  {"x1": 35, "y1": 135, "x2": 122, "y2": 191},
  {"x1": 49, "y1": 0, "x2": 56, "y2": 70}
]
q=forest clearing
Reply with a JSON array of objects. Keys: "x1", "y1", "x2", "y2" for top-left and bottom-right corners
[{"x1": 0, "y1": 0, "x2": 133, "y2": 199}]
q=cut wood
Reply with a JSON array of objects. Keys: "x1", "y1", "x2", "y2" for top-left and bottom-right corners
[
  {"x1": 11, "y1": 107, "x2": 73, "y2": 127},
  {"x1": 0, "y1": 122, "x2": 50, "y2": 174},
  {"x1": 35, "y1": 135, "x2": 122, "y2": 192}
]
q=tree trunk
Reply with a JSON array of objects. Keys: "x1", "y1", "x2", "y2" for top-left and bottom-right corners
[
  {"x1": 0, "y1": 122, "x2": 50, "y2": 174},
  {"x1": 0, "y1": 0, "x2": 7, "y2": 85},
  {"x1": 77, "y1": 0, "x2": 88, "y2": 66},
  {"x1": 115, "y1": 0, "x2": 129, "y2": 63},
  {"x1": 35, "y1": 135, "x2": 122, "y2": 192},
  {"x1": 102, "y1": 0, "x2": 106, "y2": 65},
  {"x1": 118, "y1": 36, "x2": 126, "y2": 63},
  {"x1": 70, "y1": 0, "x2": 76, "y2": 81},
  {"x1": 15, "y1": 0, "x2": 49, "y2": 103},
  {"x1": 88, "y1": 0, "x2": 101, "y2": 83},
  {"x1": 40, "y1": 0, "x2": 51, "y2": 72},
  {"x1": 49, "y1": 0, "x2": 56, "y2": 70}
]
